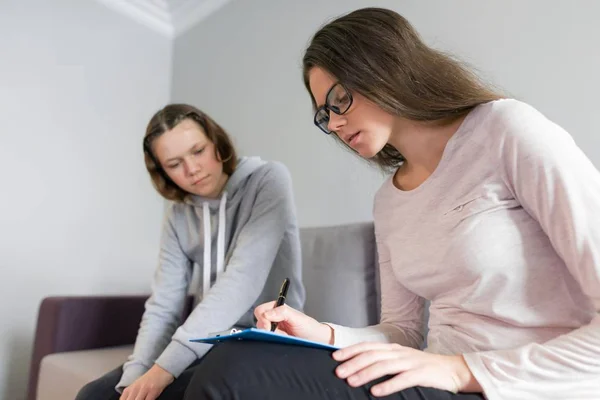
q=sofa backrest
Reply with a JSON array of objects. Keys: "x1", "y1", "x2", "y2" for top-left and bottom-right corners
[{"x1": 300, "y1": 222, "x2": 380, "y2": 327}]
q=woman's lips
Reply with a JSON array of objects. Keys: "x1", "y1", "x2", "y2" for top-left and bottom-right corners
[{"x1": 348, "y1": 131, "x2": 360, "y2": 146}]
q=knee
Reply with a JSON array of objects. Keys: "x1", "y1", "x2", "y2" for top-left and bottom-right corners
[
  {"x1": 191, "y1": 342, "x2": 246, "y2": 383},
  {"x1": 74, "y1": 377, "x2": 114, "y2": 400},
  {"x1": 74, "y1": 381, "x2": 97, "y2": 400},
  {"x1": 184, "y1": 342, "x2": 257, "y2": 399},
  {"x1": 183, "y1": 357, "x2": 223, "y2": 399}
]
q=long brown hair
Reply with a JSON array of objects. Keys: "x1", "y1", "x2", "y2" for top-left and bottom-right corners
[
  {"x1": 302, "y1": 7, "x2": 503, "y2": 171},
  {"x1": 143, "y1": 104, "x2": 237, "y2": 202}
]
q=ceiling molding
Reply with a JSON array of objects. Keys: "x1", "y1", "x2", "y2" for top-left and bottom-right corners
[{"x1": 96, "y1": 0, "x2": 232, "y2": 38}]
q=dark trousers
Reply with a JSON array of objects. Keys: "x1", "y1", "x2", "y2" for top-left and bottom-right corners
[
  {"x1": 75, "y1": 360, "x2": 202, "y2": 400},
  {"x1": 183, "y1": 342, "x2": 485, "y2": 400}
]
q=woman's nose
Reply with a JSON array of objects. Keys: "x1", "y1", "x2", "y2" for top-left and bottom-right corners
[{"x1": 327, "y1": 111, "x2": 346, "y2": 133}]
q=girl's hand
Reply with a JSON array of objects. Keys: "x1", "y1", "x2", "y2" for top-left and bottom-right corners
[{"x1": 120, "y1": 364, "x2": 174, "y2": 400}]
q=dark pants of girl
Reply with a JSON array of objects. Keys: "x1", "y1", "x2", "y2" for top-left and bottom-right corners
[
  {"x1": 182, "y1": 341, "x2": 485, "y2": 400},
  {"x1": 75, "y1": 360, "x2": 202, "y2": 400}
]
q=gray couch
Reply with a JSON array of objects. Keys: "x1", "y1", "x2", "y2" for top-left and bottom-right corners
[{"x1": 29, "y1": 222, "x2": 381, "y2": 400}]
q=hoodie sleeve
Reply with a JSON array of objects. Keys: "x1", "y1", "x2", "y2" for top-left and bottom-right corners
[
  {"x1": 154, "y1": 162, "x2": 298, "y2": 378},
  {"x1": 115, "y1": 205, "x2": 192, "y2": 392},
  {"x1": 463, "y1": 101, "x2": 600, "y2": 400}
]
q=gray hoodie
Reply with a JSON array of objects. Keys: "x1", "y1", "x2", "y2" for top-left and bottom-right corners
[{"x1": 116, "y1": 156, "x2": 306, "y2": 390}]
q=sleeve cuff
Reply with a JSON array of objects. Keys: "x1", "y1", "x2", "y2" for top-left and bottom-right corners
[
  {"x1": 115, "y1": 364, "x2": 148, "y2": 393},
  {"x1": 323, "y1": 322, "x2": 354, "y2": 348},
  {"x1": 462, "y1": 352, "x2": 498, "y2": 400},
  {"x1": 154, "y1": 340, "x2": 210, "y2": 378}
]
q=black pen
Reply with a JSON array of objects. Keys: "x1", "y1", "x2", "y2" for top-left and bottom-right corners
[{"x1": 270, "y1": 278, "x2": 290, "y2": 332}]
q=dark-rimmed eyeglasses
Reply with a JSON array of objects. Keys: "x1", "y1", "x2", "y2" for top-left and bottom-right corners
[{"x1": 313, "y1": 83, "x2": 353, "y2": 135}]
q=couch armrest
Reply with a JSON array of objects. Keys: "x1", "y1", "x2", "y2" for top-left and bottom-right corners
[
  {"x1": 27, "y1": 295, "x2": 194, "y2": 400},
  {"x1": 28, "y1": 295, "x2": 147, "y2": 400}
]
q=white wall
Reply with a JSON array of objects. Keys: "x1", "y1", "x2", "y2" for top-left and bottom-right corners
[
  {"x1": 172, "y1": 0, "x2": 600, "y2": 227},
  {"x1": 0, "y1": 1, "x2": 172, "y2": 399}
]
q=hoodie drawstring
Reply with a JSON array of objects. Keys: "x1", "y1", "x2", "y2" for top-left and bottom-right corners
[
  {"x1": 202, "y1": 192, "x2": 228, "y2": 298},
  {"x1": 217, "y1": 193, "x2": 227, "y2": 280}
]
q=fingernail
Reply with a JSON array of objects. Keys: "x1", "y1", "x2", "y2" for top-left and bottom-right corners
[
  {"x1": 336, "y1": 367, "x2": 345, "y2": 377},
  {"x1": 332, "y1": 351, "x2": 342, "y2": 359}
]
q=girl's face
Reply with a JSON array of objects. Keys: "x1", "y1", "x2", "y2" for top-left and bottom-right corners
[
  {"x1": 153, "y1": 118, "x2": 228, "y2": 198},
  {"x1": 308, "y1": 67, "x2": 397, "y2": 159}
]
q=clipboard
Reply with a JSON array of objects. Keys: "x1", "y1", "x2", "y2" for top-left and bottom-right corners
[{"x1": 190, "y1": 327, "x2": 339, "y2": 351}]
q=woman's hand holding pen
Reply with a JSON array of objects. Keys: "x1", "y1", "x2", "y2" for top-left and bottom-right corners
[{"x1": 254, "y1": 302, "x2": 335, "y2": 345}]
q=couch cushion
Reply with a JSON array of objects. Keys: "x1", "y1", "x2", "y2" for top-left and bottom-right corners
[
  {"x1": 300, "y1": 222, "x2": 379, "y2": 327},
  {"x1": 37, "y1": 345, "x2": 132, "y2": 400}
]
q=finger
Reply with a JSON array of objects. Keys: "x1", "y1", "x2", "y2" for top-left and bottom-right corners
[
  {"x1": 122, "y1": 386, "x2": 137, "y2": 400},
  {"x1": 143, "y1": 388, "x2": 160, "y2": 400},
  {"x1": 337, "y1": 349, "x2": 400, "y2": 379},
  {"x1": 262, "y1": 304, "x2": 300, "y2": 323},
  {"x1": 255, "y1": 312, "x2": 284, "y2": 330},
  {"x1": 254, "y1": 301, "x2": 276, "y2": 321},
  {"x1": 370, "y1": 369, "x2": 421, "y2": 397},
  {"x1": 336, "y1": 349, "x2": 402, "y2": 379},
  {"x1": 255, "y1": 318, "x2": 270, "y2": 330},
  {"x1": 121, "y1": 386, "x2": 136, "y2": 400},
  {"x1": 133, "y1": 387, "x2": 147, "y2": 400},
  {"x1": 273, "y1": 328, "x2": 288, "y2": 335},
  {"x1": 255, "y1": 302, "x2": 291, "y2": 329},
  {"x1": 256, "y1": 318, "x2": 289, "y2": 334},
  {"x1": 333, "y1": 342, "x2": 402, "y2": 361},
  {"x1": 347, "y1": 358, "x2": 411, "y2": 387}
]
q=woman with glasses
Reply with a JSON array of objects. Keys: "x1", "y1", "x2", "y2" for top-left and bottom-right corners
[
  {"x1": 183, "y1": 7, "x2": 600, "y2": 400},
  {"x1": 74, "y1": 103, "x2": 305, "y2": 400}
]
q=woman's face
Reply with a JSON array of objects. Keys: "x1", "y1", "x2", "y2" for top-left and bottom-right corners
[
  {"x1": 153, "y1": 118, "x2": 228, "y2": 198},
  {"x1": 308, "y1": 67, "x2": 396, "y2": 159}
]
